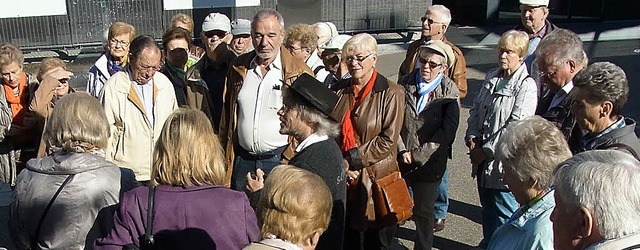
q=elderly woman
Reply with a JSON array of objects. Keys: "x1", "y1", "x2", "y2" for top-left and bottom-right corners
[
  {"x1": 397, "y1": 40, "x2": 459, "y2": 250},
  {"x1": 95, "y1": 108, "x2": 259, "y2": 249},
  {"x1": 465, "y1": 30, "x2": 538, "y2": 248},
  {"x1": 285, "y1": 24, "x2": 329, "y2": 82},
  {"x1": 244, "y1": 165, "x2": 333, "y2": 250},
  {"x1": 0, "y1": 43, "x2": 39, "y2": 186},
  {"x1": 570, "y1": 62, "x2": 640, "y2": 157},
  {"x1": 486, "y1": 116, "x2": 572, "y2": 249},
  {"x1": 86, "y1": 22, "x2": 135, "y2": 97},
  {"x1": 331, "y1": 33, "x2": 405, "y2": 249},
  {"x1": 30, "y1": 58, "x2": 75, "y2": 158},
  {"x1": 9, "y1": 92, "x2": 134, "y2": 249}
]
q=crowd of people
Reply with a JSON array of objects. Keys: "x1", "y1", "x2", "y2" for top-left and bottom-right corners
[{"x1": 0, "y1": 0, "x2": 639, "y2": 249}]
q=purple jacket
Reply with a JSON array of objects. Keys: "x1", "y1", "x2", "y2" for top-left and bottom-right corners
[{"x1": 94, "y1": 185, "x2": 260, "y2": 249}]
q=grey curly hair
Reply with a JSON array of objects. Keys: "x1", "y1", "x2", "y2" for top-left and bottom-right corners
[{"x1": 573, "y1": 62, "x2": 628, "y2": 117}]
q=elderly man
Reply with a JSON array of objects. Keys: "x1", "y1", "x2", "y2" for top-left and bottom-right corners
[
  {"x1": 313, "y1": 22, "x2": 338, "y2": 56},
  {"x1": 517, "y1": 0, "x2": 557, "y2": 71},
  {"x1": 399, "y1": 4, "x2": 467, "y2": 232},
  {"x1": 535, "y1": 29, "x2": 586, "y2": 144},
  {"x1": 220, "y1": 9, "x2": 313, "y2": 191},
  {"x1": 101, "y1": 35, "x2": 178, "y2": 182},
  {"x1": 247, "y1": 73, "x2": 346, "y2": 250},
  {"x1": 569, "y1": 62, "x2": 640, "y2": 158},
  {"x1": 553, "y1": 150, "x2": 640, "y2": 249},
  {"x1": 285, "y1": 24, "x2": 330, "y2": 82},
  {"x1": 185, "y1": 13, "x2": 236, "y2": 132},
  {"x1": 229, "y1": 18, "x2": 253, "y2": 56},
  {"x1": 399, "y1": 5, "x2": 467, "y2": 99},
  {"x1": 319, "y1": 34, "x2": 352, "y2": 89}
]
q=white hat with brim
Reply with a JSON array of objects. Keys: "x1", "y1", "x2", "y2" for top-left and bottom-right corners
[
  {"x1": 319, "y1": 34, "x2": 352, "y2": 50},
  {"x1": 519, "y1": 0, "x2": 549, "y2": 7},
  {"x1": 420, "y1": 40, "x2": 455, "y2": 68},
  {"x1": 202, "y1": 13, "x2": 231, "y2": 32}
]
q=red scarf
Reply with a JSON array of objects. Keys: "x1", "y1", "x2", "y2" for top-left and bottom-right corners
[
  {"x1": 3, "y1": 72, "x2": 29, "y2": 126},
  {"x1": 340, "y1": 69, "x2": 377, "y2": 153}
]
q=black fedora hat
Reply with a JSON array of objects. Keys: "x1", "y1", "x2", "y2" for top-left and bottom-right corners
[{"x1": 289, "y1": 73, "x2": 339, "y2": 121}]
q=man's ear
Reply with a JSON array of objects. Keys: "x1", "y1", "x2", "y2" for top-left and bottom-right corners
[
  {"x1": 578, "y1": 206, "x2": 595, "y2": 238},
  {"x1": 600, "y1": 101, "x2": 613, "y2": 119},
  {"x1": 568, "y1": 59, "x2": 577, "y2": 73},
  {"x1": 308, "y1": 231, "x2": 322, "y2": 247}
]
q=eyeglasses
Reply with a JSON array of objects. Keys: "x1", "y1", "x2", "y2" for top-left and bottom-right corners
[
  {"x1": 204, "y1": 30, "x2": 227, "y2": 39},
  {"x1": 538, "y1": 69, "x2": 557, "y2": 78},
  {"x1": 418, "y1": 58, "x2": 443, "y2": 69},
  {"x1": 420, "y1": 17, "x2": 443, "y2": 26},
  {"x1": 286, "y1": 44, "x2": 306, "y2": 52},
  {"x1": 137, "y1": 64, "x2": 161, "y2": 72},
  {"x1": 345, "y1": 53, "x2": 373, "y2": 64},
  {"x1": 109, "y1": 39, "x2": 129, "y2": 47}
]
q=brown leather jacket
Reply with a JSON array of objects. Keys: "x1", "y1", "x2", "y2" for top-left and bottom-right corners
[
  {"x1": 331, "y1": 72, "x2": 405, "y2": 228},
  {"x1": 219, "y1": 47, "x2": 313, "y2": 186},
  {"x1": 398, "y1": 37, "x2": 468, "y2": 98}
]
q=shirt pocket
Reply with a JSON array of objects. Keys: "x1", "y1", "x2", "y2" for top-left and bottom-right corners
[{"x1": 268, "y1": 88, "x2": 282, "y2": 110}]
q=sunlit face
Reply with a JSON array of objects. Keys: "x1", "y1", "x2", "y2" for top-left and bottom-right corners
[
  {"x1": 499, "y1": 47, "x2": 524, "y2": 73},
  {"x1": 551, "y1": 191, "x2": 584, "y2": 250},
  {"x1": 321, "y1": 49, "x2": 341, "y2": 75},
  {"x1": 520, "y1": 5, "x2": 549, "y2": 33},
  {"x1": 109, "y1": 33, "x2": 131, "y2": 59},
  {"x1": 1, "y1": 61, "x2": 23, "y2": 88},
  {"x1": 571, "y1": 87, "x2": 606, "y2": 133},
  {"x1": 286, "y1": 41, "x2": 311, "y2": 62},
  {"x1": 165, "y1": 38, "x2": 189, "y2": 68},
  {"x1": 421, "y1": 11, "x2": 446, "y2": 40},
  {"x1": 277, "y1": 101, "x2": 305, "y2": 136},
  {"x1": 536, "y1": 56, "x2": 573, "y2": 93},
  {"x1": 418, "y1": 52, "x2": 446, "y2": 82},
  {"x1": 230, "y1": 34, "x2": 252, "y2": 55},
  {"x1": 130, "y1": 48, "x2": 161, "y2": 84},
  {"x1": 46, "y1": 67, "x2": 70, "y2": 97},
  {"x1": 201, "y1": 29, "x2": 229, "y2": 56},
  {"x1": 344, "y1": 48, "x2": 377, "y2": 81},
  {"x1": 252, "y1": 15, "x2": 285, "y2": 61}
]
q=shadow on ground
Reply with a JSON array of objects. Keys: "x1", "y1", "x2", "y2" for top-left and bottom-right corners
[
  {"x1": 396, "y1": 226, "x2": 475, "y2": 250},
  {"x1": 449, "y1": 199, "x2": 483, "y2": 225}
]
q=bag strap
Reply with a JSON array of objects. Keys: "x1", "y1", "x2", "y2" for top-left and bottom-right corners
[
  {"x1": 313, "y1": 66, "x2": 325, "y2": 75},
  {"x1": 32, "y1": 174, "x2": 74, "y2": 247},
  {"x1": 141, "y1": 186, "x2": 156, "y2": 247}
]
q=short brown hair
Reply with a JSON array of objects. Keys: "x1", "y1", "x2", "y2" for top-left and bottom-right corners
[
  {"x1": 170, "y1": 13, "x2": 195, "y2": 34},
  {"x1": 151, "y1": 108, "x2": 226, "y2": 187},
  {"x1": 162, "y1": 27, "x2": 192, "y2": 50},
  {"x1": 0, "y1": 43, "x2": 24, "y2": 67},
  {"x1": 37, "y1": 57, "x2": 66, "y2": 82},
  {"x1": 258, "y1": 165, "x2": 332, "y2": 244},
  {"x1": 285, "y1": 24, "x2": 318, "y2": 51},
  {"x1": 108, "y1": 22, "x2": 136, "y2": 42}
]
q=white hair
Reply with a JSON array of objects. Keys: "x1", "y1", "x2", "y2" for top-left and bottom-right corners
[
  {"x1": 554, "y1": 150, "x2": 640, "y2": 239},
  {"x1": 428, "y1": 5, "x2": 452, "y2": 30}
]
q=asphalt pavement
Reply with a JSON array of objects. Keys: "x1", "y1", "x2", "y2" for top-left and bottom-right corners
[{"x1": 1, "y1": 20, "x2": 639, "y2": 250}]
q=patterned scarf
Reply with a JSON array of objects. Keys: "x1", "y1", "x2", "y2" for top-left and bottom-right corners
[
  {"x1": 340, "y1": 69, "x2": 377, "y2": 153},
  {"x1": 107, "y1": 53, "x2": 128, "y2": 76}
]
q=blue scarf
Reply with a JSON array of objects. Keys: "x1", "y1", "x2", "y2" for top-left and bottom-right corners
[{"x1": 416, "y1": 72, "x2": 443, "y2": 113}]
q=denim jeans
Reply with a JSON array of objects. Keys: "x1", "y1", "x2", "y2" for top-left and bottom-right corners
[
  {"x1": 434, "y1": 167, "x2": 449, "y2": 220},
  {"x1": 230, "y1": 150, "x2": 282, "y2": 191},
  {"x1": 477, "y1": 186, "x2": 518, "y2": 248}
]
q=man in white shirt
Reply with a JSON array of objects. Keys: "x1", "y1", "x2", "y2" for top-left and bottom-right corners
[
  {"x1": 100, "y1": 35, "x2": 178, "y2": 182},
  {"x1": 219, "y1": 9, "x2": 312, "y2": 190},
  {"x1": 534, "y1": 28, "x2": 587, "y2": 142}
]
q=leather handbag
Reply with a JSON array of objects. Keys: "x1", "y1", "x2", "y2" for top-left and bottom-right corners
[{"x1": 371, "y1": 171, "x2": 414, "y2": 226}]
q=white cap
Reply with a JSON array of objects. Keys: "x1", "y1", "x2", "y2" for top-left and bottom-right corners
[
  {"x1": 202, "y1": 13, "x2": 231, "y2": 32},
  {"x1": 319, "y1": 34, "x2": 352, "y2": 51},
  {"x1": 231, "y1": 19, "x2": 251, "y2": 35},
  {"x1": 520, "y1": 0, "x2": 549, "y2": 7}
]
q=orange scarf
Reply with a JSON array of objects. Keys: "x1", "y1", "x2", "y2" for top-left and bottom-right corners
[
  {"x1": 340, "y1": 69, "x2": 377, "y2": 153},
  {"x1": 3, "y1": 72, "x2": 28, "y2": 126}
]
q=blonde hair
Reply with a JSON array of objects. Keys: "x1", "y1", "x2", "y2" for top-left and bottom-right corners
[
  {"x1": 44, "y1": 92, "x2": 109, "y2": 151},
  {"x1": 342, "y1": 33, "x2": 378, "y2": 59},
  {"x1": 498, "y1": 30, "x2": 529, "y2": 58},
  {"x1": 0, "y1": 43, "x2": 24, "y2": 67},
  {"x1": 258, "y1": 165, "x2": 332, "y2": 244},
  {"x1": 170, "y1": 13, "x2": 195, "y2": 34},
  {"x1": 37, "y1": 57, "x2": 66, "y2": 82},
  {"x1": 285, "y1": 24, "x2": 318, "y2": 50},
  {"x1": 108, "y1": 22, "x2": 136, "y2": 42},
  {"x1": 151, "y1": 108, "x2": 226, "y2": 187}
]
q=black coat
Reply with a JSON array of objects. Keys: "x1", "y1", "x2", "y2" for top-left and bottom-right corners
[{"x1": 570, "y1": 117, "x2": 640, "y2": 159}]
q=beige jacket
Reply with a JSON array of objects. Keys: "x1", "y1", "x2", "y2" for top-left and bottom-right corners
[{"x1": 100, "y1": 71, "x2": 178, "y2": 181}]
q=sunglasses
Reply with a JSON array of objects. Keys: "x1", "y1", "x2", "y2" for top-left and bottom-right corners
[
  {"x1": 204, "y1": 30, "x2": 227, "y2": 39},
  {"x1": 420, "y1": 17, "x2": 443, "y2": 25},
  {"x1": 418, "y1": 57, "x2": 443, "y2": 69}
]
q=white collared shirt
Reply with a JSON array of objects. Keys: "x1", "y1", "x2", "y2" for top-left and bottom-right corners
[
  {"x1": 130, "y1": 73, "x2": 155, "y2": 125},
  {"x1": 295, "y1": 133, "x2": 329, "y2": 153},
  {"x1": 237, "y1": 51, "x2": 289, "y2": 154},
  {"x1": 549, "y1": 81, "x2": 574, "y2": 111}
]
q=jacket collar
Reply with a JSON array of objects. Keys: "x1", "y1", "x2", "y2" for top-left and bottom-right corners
[
  {"x1": 231, "y1": 46, "x2": 308, "y2": 82},
  {"x1": 343, "y1": 71, "x2": 389, "y2": 94},
  {"x1": 26, "y1": 152, "x2": 114, "y2": 175},
  {"x1": 510, "y1": 189, "x2": 555, "y2": 229}
]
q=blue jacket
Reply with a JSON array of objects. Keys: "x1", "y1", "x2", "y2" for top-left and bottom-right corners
[{"x1": 487, "y1": 189, "x2": 555, "y2": 250}]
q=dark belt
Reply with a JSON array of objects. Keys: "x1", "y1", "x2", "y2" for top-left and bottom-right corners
[{"x1": 235, "y1": 145, "x2": 287, "y2": 160}]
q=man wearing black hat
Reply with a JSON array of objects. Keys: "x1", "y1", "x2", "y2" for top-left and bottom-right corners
[{"x1": 247, "y1": 73, "x2": 346, "y2": 250}]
